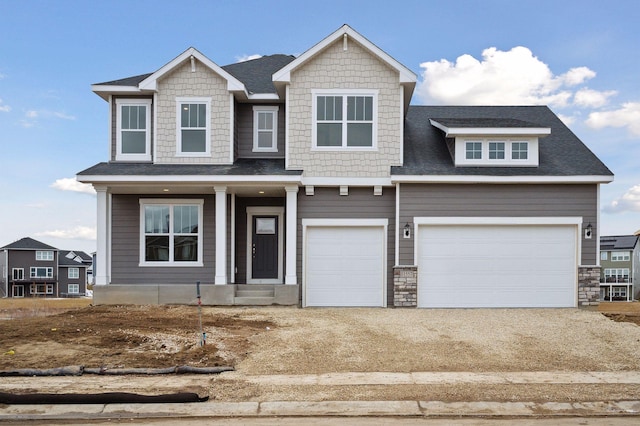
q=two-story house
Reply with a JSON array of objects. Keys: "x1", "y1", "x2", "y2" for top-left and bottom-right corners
[
  {"x1": 599, "y1": 235, "x2": 639, "y2": 301},
  {"x1": 0, "y1": 238, "x2": 92, "y2": 298},
  {"x1": 78, "y1": 25, "x2": 613, "y2": 308}
]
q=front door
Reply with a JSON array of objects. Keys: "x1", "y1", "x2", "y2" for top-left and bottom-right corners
[
  {"x1": 246, "y1": 206, "x2": 284, "y2": 284},
  {"x1": 252, "y1": 216, "x2": 279, "y2": 279}
]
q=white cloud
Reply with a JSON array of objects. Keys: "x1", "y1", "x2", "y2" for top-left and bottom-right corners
[
  {"x1": 603, "y1": 184, "x2": 640, "y2": 213},
  {"x1": 573, "y1": 87, "x2": 617, "y2": 108},
  {"x1": 20, "y1": 109, "x2": 76, "y2": 127},
  {"x1": 585, "y1": 102, "x2": 640, "y2": 136},
  {"x1": 36, "y1": 226, "x2": 96, "y2": 241},
  {"x1": 557, "y1": 113, "x2": 576, "y2": 126},
  {"x1": 51, "y1": 178, "x2": 96, "y2": 194},
  {"x1": 0, "y1": 98, "x2": 10, "y2": 112},
  {"x1": 416, "y1": 46, "x2": 596, "y2": 107},
  {"x1": 235, "y1": 54, "x2": 262, "y2": 63}
]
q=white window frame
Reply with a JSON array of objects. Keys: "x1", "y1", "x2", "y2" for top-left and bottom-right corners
[
  {"x1": 139, "y1": 199, "x2": 204, "y2": 267},
  {"x1": 252, "y1": 106, "x2": 279, "y2": 152},
  {"x1": 30, "y1": 283, "x2": 54, "y2": 295},
  {"x1": 68, "y1": 283, "x2": 80, "y2": 294},
  {"x1": 312, "y1": 89, "x2": 378, "y2": 151},
  {"x1": 601, "y1": 251, "x2": 608, "y2": 261},
  {"x1": 611, "y1": 251, "x2": 630, "y2": 261},
  {"x1": 176, "y1": 97, "x2": 211, "y2": 157},
  {"x1": 30, "y1": 267, "x2": 53, "y2": 278},
  {"x1": 68, "y1": 267, "x2": 79, "y2": 279},
  {"x1": 115, "y1": 98, "x2": 152, "y2": 161},
  {"x1": 12, "y1": 268, "x2": 24, "y2": 280},
  {"x1": 455, "y1": 138, "x2": 538, "y2": 166},
  {"x1": 35, "y1": 250, "x2": 54, "y2": 261},
  {"x1": 604, "y1": 268, "x2": 630, "y2": 283}
]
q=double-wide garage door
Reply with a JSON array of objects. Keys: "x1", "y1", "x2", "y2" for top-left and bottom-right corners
[
  {"x1": 417, "y1": 224, "x2": 578, "y2": 308},
  {"x1": 304, "y1": 222, "x2": 386, "y2": 307}
]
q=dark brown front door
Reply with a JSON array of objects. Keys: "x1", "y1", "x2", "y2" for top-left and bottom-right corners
[{"x1": 252, "y1": 216, "x2": 278, "y2": 279}]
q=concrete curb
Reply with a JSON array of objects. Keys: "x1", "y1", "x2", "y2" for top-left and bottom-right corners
[{"x1": 1, "y1": 400, "x2": 640, "y2": 420}]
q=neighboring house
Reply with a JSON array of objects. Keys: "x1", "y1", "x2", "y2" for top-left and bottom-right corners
[
  {"x1": 0, "y1": 237, "x2": 59, "y2": 298},
  {"x1": 77, "y1": 25, "x2": 613, "y2": 309},
  {"x1": 58, "y1": 250, "x2": 92, "y2": 297},
  {"x1": 0, "y1": 237, "x2": 93, "y2": 298},
  {"x1": 599, "y1": 235, "x2": 639, "y2": 301}
]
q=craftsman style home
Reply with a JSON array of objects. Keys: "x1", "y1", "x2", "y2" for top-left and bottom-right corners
[
  {"x1": 599, "y1": 234, "x2": 639, "y2": 302},
  {"x1": 0, "y1": 237, "x2": 91, "y2": 298},
  {"x1": 78, "y1": 25, "x2": 613, "y2": 308}
]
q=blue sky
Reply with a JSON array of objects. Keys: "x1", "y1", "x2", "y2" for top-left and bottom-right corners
[{"x1": 1, "y1": 0, "x2": 639, "y2": 254}]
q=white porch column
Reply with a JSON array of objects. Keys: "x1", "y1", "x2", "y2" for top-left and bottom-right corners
[
  {"x1": 285, "y1": 185, "x2": 299, "y2": 285},
  {"x1": 214, "y1": 186, "x2": 227, "y2": 285},
  {"x1": 95, "y1": 186, "x2": 110, "y2": 285}
]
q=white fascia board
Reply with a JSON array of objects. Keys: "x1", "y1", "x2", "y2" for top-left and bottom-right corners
[
  {"x1": 429, "y1": 119, "x2": 551, "y2": 137},
  {"x1": 273, "y1": 24, "x2": 416, "y2": 85},
  {"x1": 301, "y1": 177, "x2": 392, "y2": 186},
  {"x1": 92, "y1": 85, "x2": 144, "y2": 101},
  {"x1": 391, "y1": 175, "x2": 614, "y2": 184},
  {"x1": 77, "y1": 174, "x2": 302, "y2": 184},
  {"x1": 414, "y1": 216, "x2": 582, "y2": 226},
  {"x1": 247, "y1": 93, "x2": 281, "y2": 100},
  {"x1": 303, "y1": 218, "x2": 388, "y2": 227},
  {"x1": 139, "y1": 47, "x2": 247, "y2": 93}
]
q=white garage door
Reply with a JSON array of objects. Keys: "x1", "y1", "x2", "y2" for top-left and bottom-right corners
[
  {"x1": 305, "y1": 225, "x2": 385, "y2": 307},
  {"x1": 417, "y1": 224, "x2": 577, "y2": 308}
]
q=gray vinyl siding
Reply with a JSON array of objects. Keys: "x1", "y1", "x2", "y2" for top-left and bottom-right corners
[
  {"x1": 0, "y1": 251, "x2": 6, "y2": 296},
  {"x1": 110, "y1": 96, "x2": 154, "y2": 162},
  {"x1": 297, "y1": 186, "x2": 396, "y2": 306},
  {"x1": 110, "y1": 194, "x2": 216, "y2": 285},
  {"x1": 235, "y1": 104, "x2": 285, "y2": 158},
  {"x1": 398, "y1": 183, "x2": 598, "y2": 266},
  {"x1": 58, "y1": 266, "x2": 87, "y2": 295},
  {"x1": 234, "y1": 197, "x2": 286, "y2": 283}
]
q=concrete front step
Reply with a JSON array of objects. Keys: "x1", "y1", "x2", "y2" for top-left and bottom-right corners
[
  {"x1": 235, "y1": 290, "x2": 274, "y2": 298},
  {"x1": 233, "y1": 296, "x2": 276, "y2": 305}
]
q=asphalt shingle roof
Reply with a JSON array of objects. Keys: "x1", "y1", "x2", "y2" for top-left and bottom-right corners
[
  {"x1": 222, "y1": 54, "x2": 295, "y2": 94},
  {"x1": 58, "y1": 250, "x2": 92, "y2": 266},
  {"x1": 1, "y1": 237, "x2": 57, "y2": 251}
]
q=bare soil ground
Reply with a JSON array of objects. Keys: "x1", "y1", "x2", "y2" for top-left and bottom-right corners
[{"x1": 2, "y1": 299, "x2": 640, "y2": 402}]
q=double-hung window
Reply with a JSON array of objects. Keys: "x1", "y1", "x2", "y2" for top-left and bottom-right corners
[
  {"x1": 36, "y1": 250, "x2": 54, "y2": 261},
  {"x1": 177, "y1": 97, "x2": 210, "y2": 155},
  {"x1": 116, "y1": 99, "x2": 152, "y2": 161},
  {"x1": 68, "y1": 267, "x2": 79, "y2": 279},
  {"x1": 140, "y1": 199, "x2": 203, "y2": 266},
  {"x1": 253, "y1": 106, "x2": 279, "y2": 152},
  {"x1": 313, "y1": 90, "x2": 377, "y2": 149}
]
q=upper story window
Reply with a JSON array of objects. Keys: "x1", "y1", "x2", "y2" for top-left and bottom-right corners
[
  {"x1": 601, "y1": 251, "x2": 608, "y2": 261},
  {"x1": 139, "y1": 199, "x2": 204, "y2": 266},
  {"x1": 489, "y1": 142, "x2": 505, "y2": 160},
  {"x1": 35, "y1": 251, "x2": 54, "y2": 261},
  {"x1": 30, "y1": 267, "x2": 53, "y2": 278},
  {"x1": 611, "y1": 251, "x2": 630, "y2": 261},
  {"x1": 12, "y1": 268, "x2": 24, "y2": 280},
  {"x1": 68, "y1": 267, "x2": 79, "y2": 279},
  {"x1": 465, "y1": 142, "x2": 482, "y2": 159},
  {"x1": 116, "y1": 99, "x2": 151, "y2": 161},
  {"x1": 176, "y1": 97, "x2": 211, "y2": 156},
  {"x1": 253, "y1": 106, "x2": 279, "y2": 152},
  {"x1": 312, "y1": 90, "x2": 378, "y2": 150},
  {"x1": 457, "y1": 139, "x2": 536, "y2": 166},
  {"x1": 511, "y1": 142, "x2": 528, "y2": 160}
]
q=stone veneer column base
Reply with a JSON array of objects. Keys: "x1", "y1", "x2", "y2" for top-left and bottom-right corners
[
  {"x1": 394, "y1": 266, "x2": 417, "y2": 307},
  {"x1": 578, "y1": 266, "x2": 601, "y2": 308}
]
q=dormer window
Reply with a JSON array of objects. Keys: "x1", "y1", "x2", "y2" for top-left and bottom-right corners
[
  {"x1": 253, "y1": 106, "x2": 279, "y2": 152},
  {"x1": 116, "y1": 99, "x2": 151, "y2": 161},
  {"x1": 430, "y1": 118, "x2": 548, "y2": 167}
]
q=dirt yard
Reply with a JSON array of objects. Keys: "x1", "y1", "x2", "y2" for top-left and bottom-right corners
[{"x1": 3, "y1": 299, "x2": 640, "y2": 402}]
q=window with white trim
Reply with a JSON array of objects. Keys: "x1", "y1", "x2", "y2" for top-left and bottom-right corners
[
  {"x1": 12, "y1": 268, "x2": 24, "y2": 280},
  {"x1": 30, "y1": 267, "x2": 53, "y2": 278},
  {"x1": 30, "y1": 283, "x2": 53, "y2": 294},
  {"x1": 465, "y1": 142, "x2": 482, "y2": 159},
  {"x1": 601, "y1": 251, "x2": 608, "y2": 261},
  {"x1": 512, "y1": 142, "x2": 528, "y2": 160},
  {"x1": 68, "y1": 284, "x2": 79, "y2": 294},
  {"x1": 604, "y1": 268, "x2": 630, "y2": 283},
  {"x1": 456, "y1": 138, "x2": 537, "y2": 166},
  {"x1": 177, "y1": 97, "x2": 211, "y2": 155},
  {"x1": 611, "y1": 251, "x2": 630, "y2": 261},
  {"x1": 313, "y1": 91, "x2": 377, "y2": 149},
  {"x1": 253, "y1": 106, "x2": 278, "y2": 152},
  {"x1": 68, "y1": 267, "x2": 79, "y2": 279},
  {"x1": 140, "y1": 199, "x2": 203, "y2": 265},
  {"x1": 116, "y1": 99, "x2": 151, "y2": 161},
  {"x1": 489, "y1": 142, "x2": 505, "y2": 159},
  {"x1": 36, "y1": 251, "x2": 54, "y2": 261}
]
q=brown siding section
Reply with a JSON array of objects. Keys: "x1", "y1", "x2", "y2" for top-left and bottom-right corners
[
  {"x1": 110, "y1": 194, "x2": 216, "y2": 285},
  {"x1": 398, "y1": 183, "x2": 598, "y2": 266},
  {"x1": 297, "y1": 186, "x2": 396, "y2": 305},
  {"x1": 236, "y1": 104, "x2": 285, "y2": 158}
]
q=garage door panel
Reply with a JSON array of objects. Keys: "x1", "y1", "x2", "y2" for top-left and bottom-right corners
[
  {"x1": 418, "y1": 224, "x2": 577, "y2": 308},
  {"x1": 305, "y1": 226, "x2": 385, "y2": 307}
]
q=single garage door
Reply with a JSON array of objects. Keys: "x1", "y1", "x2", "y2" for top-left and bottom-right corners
[
  {"x1": 417, "y1": 224, "x2": 577, "y2": 308},
  {"x1": 305, "y1": 225, "x2": 386, "y2": 307}
]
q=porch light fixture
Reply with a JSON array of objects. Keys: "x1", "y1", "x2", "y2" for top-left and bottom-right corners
[
  {"x1": 584, "y1": 222, "x2": 593, "y2": 240},
  {"x1": 403, "y1": 222, "x2": 411, "y2": 239}
]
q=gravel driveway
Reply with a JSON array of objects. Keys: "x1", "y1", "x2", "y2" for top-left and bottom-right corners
[{"x1": 214, "y1": 307, "x2": 640, "y2": 402}]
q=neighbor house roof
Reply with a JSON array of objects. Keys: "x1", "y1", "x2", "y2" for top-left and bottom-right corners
[
  {"x1": 222, "y1": 54, "x2": 295, "y2": 95},
  {"x1": 1, "y1": 237, "x2": 57, "y2": 251},
  {"x1": 393, "y1": 105, "x2": 614, "y2": 180},
  {"x1": 600, "y1": 235, "x2": 639, "y2": 251},
  {"x1": 58, "y1": 250, "x2": 92, "y2": 267}
]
